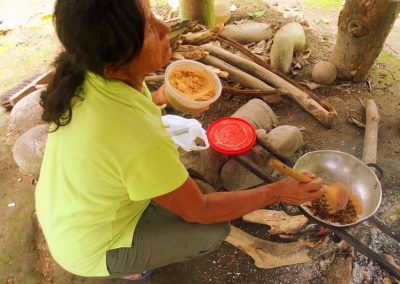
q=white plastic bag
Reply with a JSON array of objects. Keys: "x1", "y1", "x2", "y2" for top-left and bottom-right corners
[{"x1": 161, "y1": 115, "x2": 209, "y2": 152}]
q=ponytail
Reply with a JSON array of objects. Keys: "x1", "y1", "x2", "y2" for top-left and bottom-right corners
[
  {"x1": 40, "y1": 52, "x2": 85, "y2": 131},
  {"x1": 41, "y1": 0, "x2": 145, "y2": 130}
]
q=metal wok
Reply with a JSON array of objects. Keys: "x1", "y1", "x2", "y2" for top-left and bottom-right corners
[{"x1": 294, "y1": 150, "x2": 382, "y2": 227}]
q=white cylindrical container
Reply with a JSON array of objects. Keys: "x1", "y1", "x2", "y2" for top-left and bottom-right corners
[
  {"x1": 214, "y1": 0, "x2": 231, "y2": 25},
  {"x1": 165, "y1": 60, "x2": 222, "y2": 114}
]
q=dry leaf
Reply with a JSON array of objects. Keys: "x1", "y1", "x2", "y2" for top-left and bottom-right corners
[
  {"x1": 302, "y1": 49, "x2": 312, "y2": 60},
  {"x1": 251, "y1": 40, "x2": 267, "y2": 55}
]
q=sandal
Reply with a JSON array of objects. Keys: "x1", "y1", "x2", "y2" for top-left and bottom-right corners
[{"x1": 121, "y1": 269, "x2": 154, "y2": 281}]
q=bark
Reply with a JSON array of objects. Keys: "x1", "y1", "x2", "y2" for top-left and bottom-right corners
[
  {"x1": 179, "y1": 0, "x2": 215, "y2": 27},
  {"x1": 330, "y1": 0, "x2": 400, "y2": 82}
]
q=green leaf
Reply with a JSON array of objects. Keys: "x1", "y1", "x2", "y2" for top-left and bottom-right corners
[{"x1": 247, "y1": 10, "x2": 265, "y2": 18}]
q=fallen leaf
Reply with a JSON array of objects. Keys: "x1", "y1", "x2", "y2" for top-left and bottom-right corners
[{"x1": 251, "y1": 40, "x2": 266, "y2": 54}]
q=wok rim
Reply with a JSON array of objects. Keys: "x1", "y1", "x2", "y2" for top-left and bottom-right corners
[{"x1": 294, "y1": 150, "x2": 383, "y2": 228}]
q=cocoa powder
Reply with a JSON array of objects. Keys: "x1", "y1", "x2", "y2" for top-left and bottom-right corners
[{"x1": 169, "y1": 67, "x2": 216, "y2": 101}]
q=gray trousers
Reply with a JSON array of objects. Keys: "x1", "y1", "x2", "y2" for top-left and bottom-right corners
[{"x1": 106, "y1": 203, "x2": 231, "y2": 278}]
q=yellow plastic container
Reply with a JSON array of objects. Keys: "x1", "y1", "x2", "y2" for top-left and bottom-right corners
[{"x1": 165, "y1": 60, "x2": 222, "y2": 114}]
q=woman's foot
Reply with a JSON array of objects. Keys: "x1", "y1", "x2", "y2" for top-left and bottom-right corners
[{"x1": 121, "y1": 269, "x2": 154, "y2": 281}]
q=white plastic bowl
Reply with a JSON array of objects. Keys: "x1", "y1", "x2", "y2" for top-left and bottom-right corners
[{"x1": 165, "y1": 60, "x2": 222, "y2": 114}]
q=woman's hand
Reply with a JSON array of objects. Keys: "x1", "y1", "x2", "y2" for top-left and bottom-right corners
[
  {"x1": 275, "y1": 174, "x2": 324, "y2": 205},
  {"x1": 151, "y1": 84, "x2": 210, "y2": 115},
  {"x1": 151, "y1": 84, "x2": 168, "y2": 106}
]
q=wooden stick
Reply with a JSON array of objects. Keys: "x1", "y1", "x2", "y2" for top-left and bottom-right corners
[
  {"x1": 222, "y1": 86, "x2": 283, "y2": 97},
  {"x1": 202, "y1": 43, "x2": 337, "y2": 128},
  {"x1": 145, "y1": 75, "x2": 165, "y2": 83},
  {"x1": 9, "y1": 70, "x2": 54, "y2": 106},
  {"x1": 362, "y1": 100, "x2": 380, "y2": 171},
  {"x1": 268, "y1": 158, "x2": 313, "y2": 183},
  {"x1": 201, "y1": 55, "x2": 275, "y2": 91}
]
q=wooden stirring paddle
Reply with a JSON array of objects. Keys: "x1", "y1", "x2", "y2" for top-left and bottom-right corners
[{"x1": 268, "y1": 158, "x2": 349, "y2": 213}]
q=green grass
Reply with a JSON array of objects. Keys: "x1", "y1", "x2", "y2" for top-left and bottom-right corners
[
  {"x1": 371, "y1": 51, "x2": 400, "y2": 83},
  {"x1": 305, "y1": 0, "x2": 342, "y2": 11}
]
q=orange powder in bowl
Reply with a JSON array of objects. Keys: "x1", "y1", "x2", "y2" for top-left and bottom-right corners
[{"x1": 168, "y1": 67, "x2": 216, "y2": 101}]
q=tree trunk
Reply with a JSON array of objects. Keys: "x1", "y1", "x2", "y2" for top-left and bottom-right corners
[
  {"x1": 330, "y1": 0, "x2": 400, "y2": 82},
  {"x1": 179, "y1": 0, "x2": 215, "y2": 27}
]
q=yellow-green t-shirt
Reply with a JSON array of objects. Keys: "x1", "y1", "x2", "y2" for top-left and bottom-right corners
[{"x1": 35, "y1": 72, "x2": 189, "y2": 277}]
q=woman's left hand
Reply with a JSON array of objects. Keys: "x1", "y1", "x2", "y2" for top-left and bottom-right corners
[{"x1": 151, "y1": 84, "x2": 168, "y2": 106}]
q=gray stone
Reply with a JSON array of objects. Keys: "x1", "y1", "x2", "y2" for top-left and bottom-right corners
[
  {"x1": 256, "y1": 125, "x2": 304, "y2": 160},
  {"x1": 220, "y1": 145, "x2": 274, "y2": 191},
  {"x1": 231, "y1": 99, "x2": 278, "y2": 131},
  {"x1": 12, "y1": 124, "x2": 48, "y2": 177},
  {"x1": 8, "y1": 88, "x2": 46, "y2": 145},
  {"x1": 193, "y1": 178, "x2": 216, "y2": 194},
  {"x1": 179, "y1": 148, "x2": 229, "y2": 189}
]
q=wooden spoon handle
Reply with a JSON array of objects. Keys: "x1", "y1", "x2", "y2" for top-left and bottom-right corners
[{"x1": 268, "y1": 158, "x2": 313, "y2": 183}]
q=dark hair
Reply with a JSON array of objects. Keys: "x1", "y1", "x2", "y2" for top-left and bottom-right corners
[{"x1": 41, "y1": 0, "x2": 145, "y2": 129}]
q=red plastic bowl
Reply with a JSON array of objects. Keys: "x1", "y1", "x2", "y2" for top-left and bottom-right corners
[{"x1": 207, "y1": 117, "x2": 256, "y2": 155}]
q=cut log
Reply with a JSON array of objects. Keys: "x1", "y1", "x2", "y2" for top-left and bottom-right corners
[
  {"x1": 362, "y1": 100, "x2": 380, "y2": 172},
  {"x1": 243, "y1": 209, "x2": 309, "y2": 235},
  {"x1": 202, "y1": 43, "x2": 337, "y2": 128},
  {"x1": 225, "y1": 226, "x2": 315, "y2": 269}
]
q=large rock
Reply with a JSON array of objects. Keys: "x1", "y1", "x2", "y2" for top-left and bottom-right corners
[
  {"x1": 220, "y1": 145, "x2": 273, "y2": 191},
  {"x1": 8, "y1": 88, "x2": 46, "y2": 145},
  {"x1": 256, "y1": 126, "x2": 304, "y2": 160},
  {"x1": 12, "y1": 124, "x2": 48, "y2": 177},
  {"x1": 179, "y1": 148, "x2": 229, "y2": 189},
  {"x1": 221, "y1": 23, "x2": 274, "y2": 44},
  {"x1": 193, "y1": 178, "x2": 216, "y2": 194},
  {"x1": 231, "y1": 99, "x2": 278, "y2": 131}
]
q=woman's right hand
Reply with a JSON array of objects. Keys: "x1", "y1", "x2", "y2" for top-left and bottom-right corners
[{"x1": 275, "y1": 175, "x2": 324, "y2": 205}]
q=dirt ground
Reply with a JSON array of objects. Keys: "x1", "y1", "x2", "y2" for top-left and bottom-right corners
[{"x1": 1, "y1": 0, "x2": 399, "y2": 283}]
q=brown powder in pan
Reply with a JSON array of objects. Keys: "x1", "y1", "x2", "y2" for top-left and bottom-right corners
[
  {"x1": 168, "y1": 67, "x2": 216, "y2": 101},
  {"x1": 306, "y1": 195, "x2": 360, "y2": 225}
]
